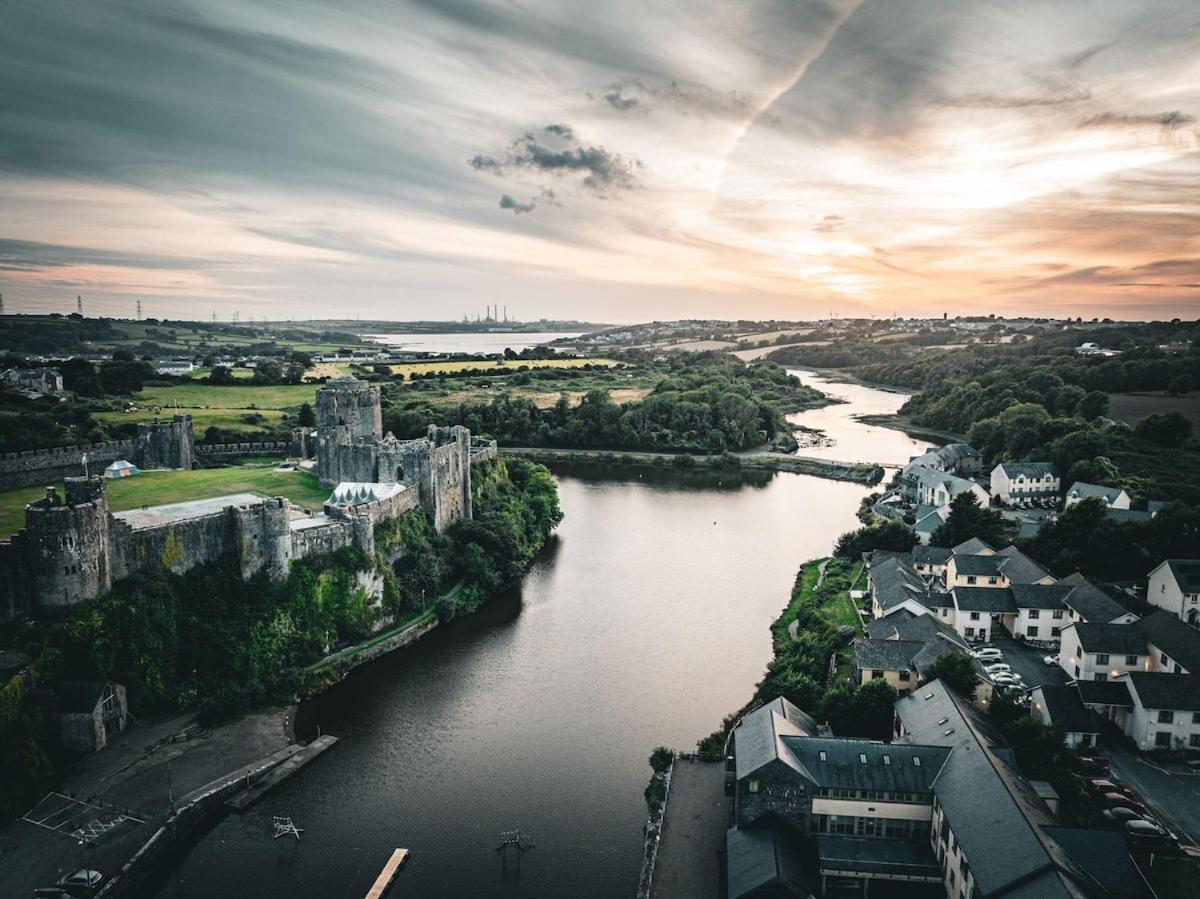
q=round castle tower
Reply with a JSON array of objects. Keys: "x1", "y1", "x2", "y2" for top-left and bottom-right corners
[{"x1": 24, "y1": 476, "x2": 113, "y2": 611}]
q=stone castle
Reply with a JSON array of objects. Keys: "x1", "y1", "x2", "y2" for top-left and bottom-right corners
[{"x1": 0, "y1": 377, "x2": 496, "y2": 620}]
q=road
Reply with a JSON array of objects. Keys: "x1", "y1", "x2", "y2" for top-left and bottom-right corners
[
  {"x1": 651, "y1": 761, "x2": 729, "y2": 899},
  {"x1": 1107, "y1": 747, "x2": 1200, "y2": 850}
]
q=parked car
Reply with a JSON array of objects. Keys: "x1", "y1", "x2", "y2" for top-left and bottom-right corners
[
  {"x1": 1100, "y1": 806, "x2": 1143, "y2": 826},
  {"x1": 1087, "y1": 778, "x2": 1136, "y2": 798},
  {"x1": 973, "y1": 649, "x2": 1003, "y2": 661},
  {"x1": 1076, "y1": 756, "x2": 1110, "y2": 775},
  {"x1": 32, "y1": 869, "x2": 104, "y2": 898},
  {"x1": 984, "y1": 663, "x2": 1011, "y2": 673},
  {"x1": 1125, "y1": 819, "x2": 1175, "y2": 843},
  {"x1": 1042, "y1": 654, "x2": 1059, "y2": 666}
]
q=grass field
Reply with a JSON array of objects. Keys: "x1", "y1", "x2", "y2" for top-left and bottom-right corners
[
  {"x1": 307, "y1": 357, "x2": 618, "y2": 380},
  {"x1": 1108, "y1": 392, "x2": 1200, "y2": 430},
  {"x1": 0, "y1": 466, "x2": 328, "y2": 538},
  {"x1": 434, "y1": 386, "x2": 652, "y2": 409},
  {"x1": 93, "y1": 408, "x2": 288, "y2": 433},
  {"x1": 132, "y1": 383, "x2": 317, "y2": 410}
]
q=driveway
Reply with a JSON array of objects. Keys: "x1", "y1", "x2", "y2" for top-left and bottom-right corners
[
  {"x1": 1107, "y1": 746, "x2": 1200, "y2": 850},
  {"x1": 652, "y1": 760, "x2": 729, "y2": 899}
]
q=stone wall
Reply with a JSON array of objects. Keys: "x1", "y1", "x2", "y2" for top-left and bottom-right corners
[{"x1": 0, "y1": 440, "x2": 135, "y2": 490}]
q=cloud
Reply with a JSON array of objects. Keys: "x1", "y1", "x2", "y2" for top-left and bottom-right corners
[
  {"x1": 471, "y1": 125, "x2": 641, "y2": 194},
  {"x1": 940, "y1": 90, "x2": 1091, "y2": 109},
  {"x1": 591, "y1": 78, "x2": 760, "y2": 121},
  {"x1": 1078, "y1": 111, "x2": 1196, "y2": 129},
  {"x1": 0, "y1": 238, "x2": 219, "y2": 272},
  {"x1": 813, "y1": 214, "x2": 844, "y2": 233},
  {"x1": 499, "y1": 194, "x2": 535, "y2": 214}
]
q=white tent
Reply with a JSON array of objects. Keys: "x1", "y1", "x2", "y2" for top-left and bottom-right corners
[{"x1": 104, "y1": 460, "x2": 140, "y2": 479}]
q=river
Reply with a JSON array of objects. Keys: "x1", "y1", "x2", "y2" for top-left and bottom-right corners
[
  {"x1": 151, "y1": 371, "x2": 920, "y2": 899},
  {"x1": 361, "y1": 332, "x2": 583, "y2": 355}
]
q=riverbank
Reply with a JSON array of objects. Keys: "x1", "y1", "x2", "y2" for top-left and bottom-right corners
[
  {"x1": 855, "y1": 412, "x2": 966, "y2": 444},
  {"x1": 501, "y1": 446, "x2": 884, "y2": 484}
]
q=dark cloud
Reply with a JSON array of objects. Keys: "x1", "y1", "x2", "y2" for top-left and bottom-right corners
[
  {"x1": 813, "y1": 214, "x2": 844, "y2": 233},
  {"x1": 471, "y1": 125, "x2": 641, "y2": 194},
  {"x1": 1036, "y1": 258, "x2": 1200, "y2": 288},
  {"x1": 1064, "y1": 42, "x2": 1113, "y2": 69},
  {"x1": 941, "y1": 90, "x2": 1091, "y2": 109},
  {"x1": 0, "y1": 238, "x2": 218, "y2": 272},
  {"x1": 1078, "y1": 111, "x2": 1196, "y2": 129},
  {"x1": 499, "y1": 194, "x2": 535, "y2": 214},
  {"x1": 591, "y1": 78, "x2": 758, "y2": 121}
]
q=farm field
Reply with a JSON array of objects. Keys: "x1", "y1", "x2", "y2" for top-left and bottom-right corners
[
  {"x1": 0, "y1": 466, "x2": 325, "y2": 538},
  {"x1": 434, "y1": 386, "x2": 653, "y2": 409},
  {"x1": 93, "y1": 407, "x2": 287, "y2": 434},
  {"x1": 306, "y1": 357, "x2": 619, "y2": 380},
  {"x1": 1108, "y1": 392, "x2": 1200, "y2": 430},
  {"x1": 131, "y1": 383, "x2": 316, "y2": 410}
]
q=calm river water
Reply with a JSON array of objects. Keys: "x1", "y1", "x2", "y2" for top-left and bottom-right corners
[{"x1": 151, "y1": 373, "x2": 920, "y2": 899}]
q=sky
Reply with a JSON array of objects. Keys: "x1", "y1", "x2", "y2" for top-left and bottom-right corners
[{"x1": 1, "y1": 0, "x2": 1198, "y2": 323}]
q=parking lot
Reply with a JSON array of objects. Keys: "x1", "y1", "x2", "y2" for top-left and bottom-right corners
[{"x1": 974, "y1": 637, "x2": 1070, "y2": 693}]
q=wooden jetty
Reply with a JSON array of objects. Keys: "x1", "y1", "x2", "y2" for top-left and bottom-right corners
[
  {"x1": 365, "y1": 848, "x2": 409, "y2": 898},
  {"x1": 225, "y1": 734, "x2": 339, "y2": 811}
]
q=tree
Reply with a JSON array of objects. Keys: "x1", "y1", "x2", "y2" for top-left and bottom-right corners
[
  {"x1": 834, "y1": 520, "x2": 919, "y2": 558},
  {"x1": 298, "y1": 402, "x2": 316, "y2": 427},
  {"x1": 649, "y1": 746, "x2": 674, "y2": 773},
  {"x1": 1079, "y1": 391, "x2": 1109, "y2": 421},
  {"x1": 208, "y1": 365, "x2": 236, "y2": 385},
  {"x1": 60, "y1": 357, "x2": 103, "y2": 397},
  {"x1": 921, "y1": 651, "x2": 978, "y2": 696},
  {"x1": 930, "y1": 492, "x2": 1008, "y2": 548},
  {"x1": 1134, "y1": 411, "x2": 1192, "y2": 449}
]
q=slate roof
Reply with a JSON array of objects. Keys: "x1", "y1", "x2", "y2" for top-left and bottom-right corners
[
  {"x1": 992, "y1": 546, "x2": 1053, "y2": 584},
  {"x1": 895, "y1": 681, "x2": 1079, "y2": 898},
  {"x1": 1058, "y1": 573, "x2": 1133, "y2": 623},
  {"x1": 952, "y1": 586, "x2": 1017, "y2": 614},
  {"x1": 913, "y1": 506, "x2": 948, "y2": 536},
  {"x1": 917, "y1": 469, "x2": 982, "y2": 500},
  {"x1": 1107, "y1": 508, "x2": 1155, "y2": 523},
  {"x1": 780, "y1": 737, "x2": 951, "y2": 793},
  {"x1": 911, "y1": 545, "x2": 952, "y2": 566},
  {"x1": 853, "y1": 639, "x2": 926, "y2": 674},
  {"x1": 1123, "y1": 672, "x2": 1200, "y2": 712},
  {"x1": 1041, "y1": 827, "x2": 1151, "y2": 898},
  {"x1": 816, "y1": 835, "x2": 942, "y2": 879},
  {"x1": 726, "y1": 816, "x2": 806, "y2": 899},
  {"x1": 864, "y1": 610, "x2": 966, "y2": 648},
  {"x1": 732, "y1": 697, "x2": 819, "y2": 780},
  {"x1": 1035, "y1": 685, "x2": 1098, "y2": 734},
  {"x1": 1136, "y1": 610, "x2": 1200, "y2": 672},
  {"x1": 1163, "y1": 559, "x2": 1200, "y2": 594},
  {"x1": 952, "y1": 537, "x2": 994, "y2": 555},
  {"x1": 996, "y1": 461, "x2": 1058, "y2": 478},
  {"x1": 1070, "y1": 622, "x2": 1148, "y2": 657},
  {"x1": 1010, "y1": 583, "x2": 1074, "y2": 611},
  {"x1": 936, "y1": 443, "x2": 981, "y2": 463},
  {"x1": 870, "y1": 556, "x2": 934, "y2": 614},
  {"x1": 1065, "y1": 482, "x2": 1127, "y2": 504},
  {"x1": 953, "y1": 554, "x2": 1005, "y2": 576},
  {"x1": 1074, "y1": 679, "x2": 1133, "y2": 708}
]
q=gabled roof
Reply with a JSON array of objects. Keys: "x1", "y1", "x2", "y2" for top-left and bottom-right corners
[
  {"x1": 870, "y1": 556, "x2": 935, "y2": 614},
  {"x1": 1058, "y1": 573, "x2": 1134, "y2": 624},
  {"x1": 1136, "y1": 610, "x2": 1200, "y2": 671},
  {"x1": 1065, "y1": 482, "x2": 1127, "y2": 503},
  {"x1": 1040, "y1": 827, "x2": 1152, "y2": 898},
  {"x1": 1122, "y1": 672, "x2": 1200, "y2": 712},
  {"x1": 995, "y1": 461, "x2": 1058, "y2": 478},
  {"x1": 1009, "y1": 583, "x2": 1074, "y2": 611},
  {"x1": 1074, "y1": 678, "x2": 1133, "y2": 708},
  {"x1": 952, "y1": 554, "x2": 1005, "y2": 576},
  {"x1": 726, "y1": 816, "x2": 806, "y2": 899},
  {"x1": 864, "y1": 610, "x2": 966, "y2": 648},
  {"x1": 853, "y1": 639, "x2": 926, "y2": 674},
  {"x1": 953, "y1": 537, "x2": 994, "y2": 555},
  {"x1": 952, "y1": 586, "x2": 1017, "y2": 614},
  {"x1": 895, "y1": 681, "x2": 1078, "y2": 897},
  {"x1": 911, "y1": 545, "x2": 952, "y2": 566},
  {"x1": 1159, "y1": 559, "x2": 1200, "y2": 594},
  {"x1": 992, "y1": 546, "x2": 1054, "y2": 584},
  {"x1": 1070, "y1": 622, "x2": 1148, "y2": 657},
  {"x1": 732, "y1": 696, "x2": 819, "y2": 780},
  {"x1": 781, "y1": 737, "x2": 951, "y2": 793},
  {"x1": 1034, "y1": 685, "x2": 1097, "y2": 734}
]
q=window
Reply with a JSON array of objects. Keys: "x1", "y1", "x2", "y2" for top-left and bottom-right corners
[
  {"x1": 937, "y1": 717, "x2": 949, "y2": 725},
  {"x1": 1156, "y1": 732, "x2": 1172, "y2": 748},
  {"x1": 913, "y1": 756, "x2": 922, "y2": 767},
  {"x1": 819, "y1": 750, "x2": 827, "y2": 761},
  {"x1": 1193, "y1": 712, "x2": 1200, "y2": 725},
  {"x1": 1095, "y1": 673, "x2": 1107, "y2": 681},
  {"x1": 1125, "y1": 655, "x2": 1139, "y2": 666},
  {"x1": 859, "y1": 753, "x2": 868, "y2": 764},
  {"x1": 882, "y1": 754, "x2": 891, "y2": 765},
  {"x1": 899, "y1": 670, "x2": 911, "y2": 682},
  {"x1": 872, "y1": 670, "x2": 885, "y2": 680},
  {"x1": 1027, "y1": 625, "x2": 1038, "y2": 637},
  {"x1": 967, "y1": 576, "x2": 977, "y2": 585},
  {"x1": 1158, "y1": 710, "x2": 1175, "y2": 724},
  {"x1": 970, "y1": 612, "x2": 980, "y2": 621},
  {"x1": 1029, "y1": 609, "x2": 1040, "y2": 619},
  {"x1": 1051, "y1": 627, "x2": 1062, "y2": 637},
  {"x1": 988, "y1": 577, "x2": 997, "y2": 585},
  {"x1": 1161, "y1": 653, "x2": 1169, "y2": 666},
  {"x1": 1096, "y1": 653, "x2": 1110, "y2": 665},
  {"x1": 965, "y1": 627, "x2": 974, "y2": 638},
  {"x1": 748, "y1": 779, "x2": 759, "y2": 793},
  {"x1": 1052, "y1": 610, "x2": 1064, "y2": 620},
  {"x1": 1190, "y1": 734, "x2": 1200, "y2": 749}
]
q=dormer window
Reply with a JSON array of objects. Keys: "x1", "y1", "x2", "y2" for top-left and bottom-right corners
[
  {"x1": 913, "y1": 757, "x2": 922, "y2": 767},
  {"x1": 859, "y1": 753, "x2": 868, "y2": 764},
  {"x1": 819, "y1": 750, "x2": 827, "y2": 762}
]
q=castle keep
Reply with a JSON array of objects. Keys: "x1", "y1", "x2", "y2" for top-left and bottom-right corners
[{"x1": 0, "y1": 379, "x2": 497, "y2": 620}]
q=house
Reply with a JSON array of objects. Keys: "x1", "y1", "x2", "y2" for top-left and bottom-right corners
[
  {"x1": 856, "y1": 612, "x2": 981, "y2": 694},
  {"x1": 912, "y1": 505, "x2": 950, "y2": 545},
  {"x1": 944, "y1": 545, "x2": 1053, "y2": 590},
  {"x1": 897, "y1": 443, "x2": 982, "y2": 504},
  {"x1": 1, "y1": 366, "x2": 65, "y2": 395},
  {"x1": 1057, "y1": 573, "x2": 1139, "y2": 625},
  {"x1": 56, "y1": 681, "x2": 128, "y2": 752},
  {"x1": 154, "y1": 359, "x2": 198, "y2": 375},
  {"x1": 1064, "y1": 482, "x2": 1130, "y2": 510},
  {"x1": 1059, "y1": 610, "x2": 1200, "y2": 681},
  {"x1": 914, "y1": 470, "x2": 989, "y2": 510},
  {"x1": 1114, "y1": 672, "x2": 1200, "y2": 752},
  {"x1": 1147, "y1": 559, "x2": 1200, "y2": 627},
  {"x1": 1030, "y1": 684, "x2": 1099, "y2": 750},
  {"x1": 990, "y1": 462, "x2": 1059, "y2": 504}
]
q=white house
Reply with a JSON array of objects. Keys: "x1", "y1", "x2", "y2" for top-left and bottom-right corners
[
  {"x1": 1030, "y1": 685, "x2": 1099, "y2": 750},
  {"x1": 915, "y1": 469, "x2": 989, "y2": 510},
  {"x1": 1059, "y1": 622, "x2": 1149, "y2": 682},
  {"x1": 1113, "y1": 672, "x2": 1200, "y2": 752},
  {"x1": 1064, "y1": 482, "x2": 1130, "y2": 510},
  {"x1": 1147, "y1": 559, "x2": 1200, "y2": 627},
  {"x1": 990, "y1": 462, "x2": 1059, "y2": 504}
]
